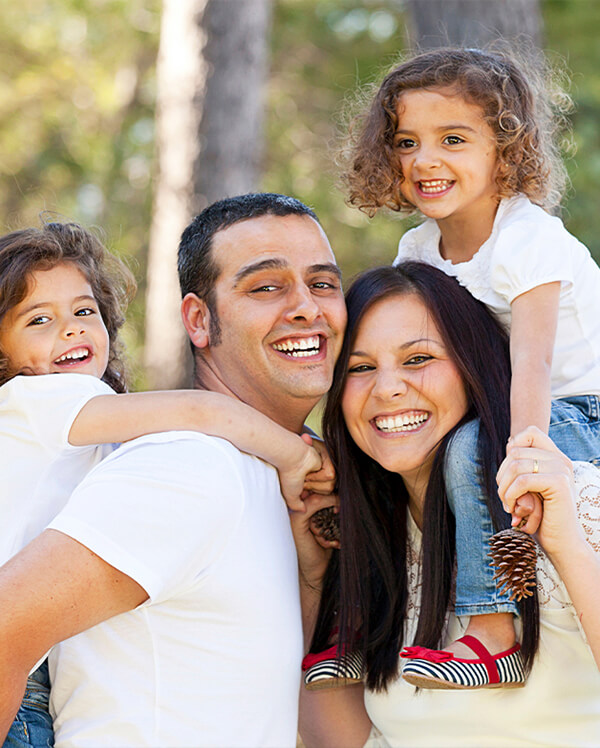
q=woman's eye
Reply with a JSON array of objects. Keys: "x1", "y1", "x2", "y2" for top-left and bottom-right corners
[
  {"x1": 348, "y1": 363, "x2": 374, "y2": 374},
  {"x1": 405, "y1": 354, "x2": 432, "y2": 366},
  {"x1": 444, "y1": 135, "x2": 464, "y2": 145}
]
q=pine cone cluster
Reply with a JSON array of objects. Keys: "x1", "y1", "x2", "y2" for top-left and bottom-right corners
[
  {"x1": 311, "y1": 506, "x2": 340, "y2": 543},
  {"x1": 488, "y1": 529, "x2": 537, "y2": 602}
]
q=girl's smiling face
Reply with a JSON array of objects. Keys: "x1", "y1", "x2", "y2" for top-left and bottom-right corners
[
  {"x1": 394, "y1": 87, "x2": 499, "y2": 242},
  {"x1": 0, "y1": 262, "x2": 110, "y2": 379},
  {"x1": 341, "y1": 292, "x2": 469, "y2": 499}
]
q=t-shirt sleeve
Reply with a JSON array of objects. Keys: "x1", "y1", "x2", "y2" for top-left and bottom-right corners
[
  {"x1": 47, "y1": 433, "x2": 246, "y2": 602},
  {"x1": 5, "y1": 374, "x2": 115, "y2": 454},
  {"x1": 490, "y1": 215, "x2": 575, "y2": 305}
]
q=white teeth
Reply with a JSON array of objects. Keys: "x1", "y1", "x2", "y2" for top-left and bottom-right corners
[
  {"x1": 273, "y1": 336, "x2": 320, "y2": 356},
  {"x1": 419, "y1": 180, "x2": 452, "y2": 194},
  {"x1": 55, "y1": 348, "x2": 89, "y2": 363},
  {"x1": 375, "y1": 412, "x2": 429, "y2": 433}
]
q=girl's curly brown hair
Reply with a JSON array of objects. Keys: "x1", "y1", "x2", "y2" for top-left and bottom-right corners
[
  {"x1": 0, "y1": 221, "x2": 136, "y2": 391},
  {"x1": 342, "y1": 46, "x2": 572, "y2": 217}
]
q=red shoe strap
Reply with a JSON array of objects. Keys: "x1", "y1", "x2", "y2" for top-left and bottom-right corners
[{"x1": 456, "y1": 635, "x2": 499, "y2": 684}]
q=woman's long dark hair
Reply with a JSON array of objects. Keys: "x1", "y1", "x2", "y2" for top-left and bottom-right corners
[{"x1": 314, "y1": 262, "x2": 539, "y2": 690}]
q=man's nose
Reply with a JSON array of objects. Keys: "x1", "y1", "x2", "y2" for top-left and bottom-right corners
[{"x1": 284, "y1": 284, "x2": 320, "y2": 324}]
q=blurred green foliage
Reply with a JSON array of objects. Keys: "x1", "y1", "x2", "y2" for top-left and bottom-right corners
[{"x1": 1, "y1": 0, "x2": 600, "y2": 384}]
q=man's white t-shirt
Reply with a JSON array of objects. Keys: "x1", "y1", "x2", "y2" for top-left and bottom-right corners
[
  {"x1": 0, "y1": 373, "x2": 114, "y2": 565},
  {"x1": 48, "y1": 431, "x2": 303, "y2": 748}
]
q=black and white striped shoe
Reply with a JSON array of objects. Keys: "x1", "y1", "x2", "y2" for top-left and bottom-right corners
[
  {"x1": 302, "y1": 645, "x2": 365, "y2": 691},
  {"x1": 400, "y1": 635, "x2": 526, "y2": 690}
]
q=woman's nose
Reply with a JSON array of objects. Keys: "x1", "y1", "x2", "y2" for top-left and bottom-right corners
[{"x1": 372, "y1": 368, "x2": 408, "y2": 400}]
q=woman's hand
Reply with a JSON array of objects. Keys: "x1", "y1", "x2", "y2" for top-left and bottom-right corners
[
  {"x1": 496, "y1": 426, "x2": 580, "y2": 556},
  {"x1": 497, "y1": 426, "x2": 600, "y2": 669},
  {"x1": 289, "y1": 492, "x2": 339, "y2": 588}
]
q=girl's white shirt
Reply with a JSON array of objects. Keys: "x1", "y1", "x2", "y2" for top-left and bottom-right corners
[
  {"x1": 395, "y1": 195, "x2": 600, "y2": 398},
  {"x1": 0, "y1": 373, "x2": 114, "y2": 565},
  {"x1": 364, "y1": 461, "x2": 600, "y2": 747}
]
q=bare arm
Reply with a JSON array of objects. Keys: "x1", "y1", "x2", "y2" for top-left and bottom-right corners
[
  {"x1": 0, "y1": 529, "x2": 147, "y2": 739},
  {"x1": 497, "y1": 427, "x2": 600, "y2": 668},
  {"x1": 505, "y1": 282, "x2": 560, "y2": 532},
  {"x1": 289, "y1": 495, "x2": 372, "y2": 748},
  {"x1": 509, "y1": 282, "x2": 560, "y2": 437},
  {"x1": 69, "y1": 391, "x2": 320, "y2": 510}
]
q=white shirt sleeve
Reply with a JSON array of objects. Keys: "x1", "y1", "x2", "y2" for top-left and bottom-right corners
[
  {"x1": 3, "y1": 373, "x2": 115, "y2": 454},
  {"x1": 490, "y1": 213, "x2": 575, "y2": 304},
  {"x1": 48, "y1": 432, "x2": 247, "y2": 601}
]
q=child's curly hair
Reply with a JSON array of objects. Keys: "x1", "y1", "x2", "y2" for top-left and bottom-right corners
[
  {"x1": 0, "y1": 220, "x2": 136, "y2": 391},
  {"x1": 342, "y1": 46, "x2": 572, "y2": 216}
]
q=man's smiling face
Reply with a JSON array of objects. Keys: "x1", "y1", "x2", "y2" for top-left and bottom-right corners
[{"x1": 199, "y1": 213, "x2": 346, "y2": 428}]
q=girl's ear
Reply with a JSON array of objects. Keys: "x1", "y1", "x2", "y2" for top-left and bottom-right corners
[{"x1": 181, "y1": 293, "x2": 211, "y2": 350}]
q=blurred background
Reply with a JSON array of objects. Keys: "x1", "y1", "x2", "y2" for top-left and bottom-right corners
[{"x1": 2, "y1": 0, "x2": 599, "y2": 389}]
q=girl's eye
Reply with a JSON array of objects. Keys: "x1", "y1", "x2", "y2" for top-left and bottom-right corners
[
  {"x1": 75, "y1": 307, "x2": 95, "y2": 316},
  {"x1": 405, "y1": 354, "x2": 433, "y2": 366},
  {"x1": 395, "y1": 137, "x2": 417, "y2": 150},
  {"x1": 443, "y1": 135, "x2": 464, "y2": 145},
  {"x1": 28, "y1": 315, "x2": 50, "y2": 326}
]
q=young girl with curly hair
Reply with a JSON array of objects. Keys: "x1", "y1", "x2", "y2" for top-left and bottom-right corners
[
  {"x1": 303, "y1": 47, "x2": 600, "y2": 693},
  {"x1": 0, "y1": 221, "x2": 323, "y2": 746}
]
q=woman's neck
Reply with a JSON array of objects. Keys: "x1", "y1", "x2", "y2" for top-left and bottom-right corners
[{"x1": 403, "y1": 474, "x2": 428, "y2": 530}]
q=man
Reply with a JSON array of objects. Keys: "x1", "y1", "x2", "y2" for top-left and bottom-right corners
[{"x1": 0, "y1": 193, "x2": 346, "y2": 746}]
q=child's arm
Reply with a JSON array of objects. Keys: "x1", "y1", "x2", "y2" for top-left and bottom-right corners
[
  {"x1": 507, "y1": 281, "x2": 561, "y2": 532},
  {"x1": 509, "y1": 281, "x2": 560, "y2": 436},
  {"x1": 69, "y1": 391, "x2": 321, "y2": 511}
]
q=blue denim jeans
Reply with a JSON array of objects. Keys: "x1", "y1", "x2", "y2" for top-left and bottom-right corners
[
  {"x1": 444, "y1": 396, "x2": 600, "y2": 618},
  {"x1": 3, "y1": 661, "x2": 54, "y2": 748}
]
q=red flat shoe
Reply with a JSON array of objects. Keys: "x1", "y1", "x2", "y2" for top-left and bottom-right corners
[{"x1": 400, "y1": 634, "x2": 526, "y2": 690}]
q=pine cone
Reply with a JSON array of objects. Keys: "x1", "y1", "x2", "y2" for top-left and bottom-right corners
[
  {"x1": 488, "y1": 529, "x2": 537, "y2": 602},
  {"x1": 311, "y1": 506, "x2": 340, "y2": 543}
]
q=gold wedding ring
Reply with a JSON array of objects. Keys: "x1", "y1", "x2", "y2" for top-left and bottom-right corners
[{"x1": 532, "y1": 458, "x2": 539, "y2": 474}]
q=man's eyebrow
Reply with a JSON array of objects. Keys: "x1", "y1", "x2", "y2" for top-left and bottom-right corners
[
  {"x1": 233, "y1": 259, "x2": 342, "y2": 286},
  {"x1": 233, "y1": 258, "x2": 288, "y2": 286},
  {"x1": 308, "y1": 263, "x2": 342, "y2": 280}
]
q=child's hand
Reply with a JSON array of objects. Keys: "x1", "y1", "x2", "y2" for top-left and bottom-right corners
[
  {"x1": 497, "y1": 431, "x2": 547, "y2": 534},
  {"x1": 301, "y1": 434, "x2": 336, "y2": 496},
  {"x1": 277, "y1": 434, "x2": 322, "y2": 513}
]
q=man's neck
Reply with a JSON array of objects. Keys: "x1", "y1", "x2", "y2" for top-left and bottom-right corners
[{"x1": 192, "y1": 363, "x2": 311, "y2": 434}]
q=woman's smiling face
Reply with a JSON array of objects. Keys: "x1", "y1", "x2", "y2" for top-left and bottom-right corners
[{"x1": 341, "y1": 292, "x2": 469, "y2": 497}]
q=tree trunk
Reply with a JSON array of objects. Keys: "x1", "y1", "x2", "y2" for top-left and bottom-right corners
[
  {"x1": 404, "y1": 0, "x2": 542, "y2": 49},
  {"x1": 144, "y1": 0, "x2": 271, "y2": 389}
]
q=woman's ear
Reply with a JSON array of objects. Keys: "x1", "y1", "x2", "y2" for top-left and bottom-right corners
[{"x1": 181, "y1": 292, "x2": 211, "y2": 350}]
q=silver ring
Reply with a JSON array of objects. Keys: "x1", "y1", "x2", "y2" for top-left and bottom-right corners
[{"x1": 532, "y1": 458, "x2": 539, "y2": 474}]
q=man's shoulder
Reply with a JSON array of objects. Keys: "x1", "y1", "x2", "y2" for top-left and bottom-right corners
[{"x1": 82, "y1": 430, "x2": 276, "y2": 491}]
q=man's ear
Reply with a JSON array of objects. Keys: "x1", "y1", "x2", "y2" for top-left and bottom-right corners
[{"x1": 181, "y1": 293, "x2": 211, "y2": 350}]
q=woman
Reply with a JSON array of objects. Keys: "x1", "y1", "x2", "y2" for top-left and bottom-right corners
[{"x1": 295, "y1": 263, "x2": 600, "y2": 748}]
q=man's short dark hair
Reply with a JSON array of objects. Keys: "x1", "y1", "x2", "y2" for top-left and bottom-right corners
[{"x1": 178, "y1": 192, "x2": 318, "y2": 294}]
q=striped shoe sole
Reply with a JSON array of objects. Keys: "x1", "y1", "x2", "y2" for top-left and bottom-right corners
[{"x1": 304, "y1": 651, "x2": 365, "y2": 691}]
